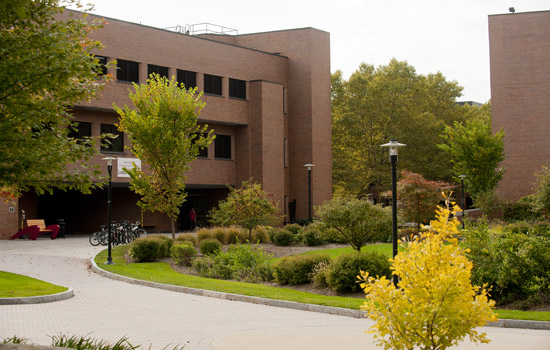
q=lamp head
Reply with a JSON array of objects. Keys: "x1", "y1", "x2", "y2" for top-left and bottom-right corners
[
  {"x1": 458, "y1": 174, "x2": 467, "y2": 180},
  {"x1": 304, "y1": 163, "x2": 314, "y2": 171},
  {"x1": 102, "y1": 155, "x2": 116, "y2": 167},
  {"x1": 381, "y1": 139, "x2": 406, "y2": 156}
]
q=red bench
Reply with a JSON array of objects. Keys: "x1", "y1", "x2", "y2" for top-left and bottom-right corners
[{"x1": 9, "y1": 220, "x2": 60, "y2": 240}]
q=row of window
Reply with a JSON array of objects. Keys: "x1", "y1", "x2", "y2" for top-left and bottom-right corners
[
  {"x1": 69, "y1": 122, "x2": 232, "y2": 159},
  {"x1": 97, "y1": 57, "x2": 247, "y2": 99}
]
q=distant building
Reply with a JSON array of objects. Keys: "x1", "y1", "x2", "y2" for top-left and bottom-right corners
[
  {"x1": 489, "y1": 10, "x2": 550, "y2": 201},
  {"x1": 0, "y1": 11, "x2": 332, "y2": 238},
  {"x1": 456, "y1": 101, "x2": 483, "y2": 107}
]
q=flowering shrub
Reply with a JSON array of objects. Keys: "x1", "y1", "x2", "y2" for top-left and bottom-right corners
[{"x1": 360, "y1": 194, "x2": 496, "y2": 350}]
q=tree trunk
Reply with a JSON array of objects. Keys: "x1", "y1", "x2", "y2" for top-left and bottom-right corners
[{"x1": 170, "y1": 217, "x2": 176, "y2": 240}]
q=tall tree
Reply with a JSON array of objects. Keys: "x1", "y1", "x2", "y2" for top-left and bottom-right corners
[
  {"x1": 115, "y1": 74, "x2": 214, "y2": 239},
  {"x1": 332, "y1": 59, "x2": 466, "y2": 198},
  {"x1": 0, "y1": 0, "x2": 110, "y2": 198},
  {"x1": 438, "y1": 103, "x2": 505, "y2": 203},
  {"x1": 209, "y1": 180, "x2": 279, "y2": 240}
]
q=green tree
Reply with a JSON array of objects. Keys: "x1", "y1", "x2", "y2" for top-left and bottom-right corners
[
  {"x1": 115, "y1": 74, "x2": 214, "y2": 239},
  {"x1": 332, "y1": 59, "x2": 467, "y2": 198},
  {"x1": 209, "y1": 180, "x2": 279, "y2": 240},
  {"x1": 360, "y1": 195, "x2": 497, "y2": 350},
  {"x1": 397, "y1": 170, "x2": 453, "y2": 231},
  {"x1": 316, "y1": 198, "x2": 392, "y2": 252},
  {"x1": 438, "y1": 104, "x2": 505, "y2": 205},
  {"x1": 0, "y1": 0, "x2": 110, "y2": 198}
]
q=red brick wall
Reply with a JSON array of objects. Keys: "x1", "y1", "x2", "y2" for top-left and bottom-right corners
[{"x1": 489, "y1": 11, "x2": 550, "y2": 201}]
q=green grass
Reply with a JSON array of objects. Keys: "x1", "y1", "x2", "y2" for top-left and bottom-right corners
[
  {"x1": 0, "y1": 271, "x2": 68, "y2": 298},
  {"x1": 95, "y1": 245, "x2": 550, "y2": 322}
]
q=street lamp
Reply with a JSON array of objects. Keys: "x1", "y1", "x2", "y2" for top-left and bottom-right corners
[
  {"x1": 103, "y1": 156, "x2": 116, "y2": 265},
  {"x1": 381, "y1": 139, "x2": 406, "y2": 287},
  {"x1": 459, "y1": 175, "x2": 467, "y2": 229},
  {"x1": 304, "y1": 164, "x2": 314, "y2": 223}
]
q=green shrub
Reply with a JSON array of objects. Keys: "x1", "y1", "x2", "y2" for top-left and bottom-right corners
[
  {"x1": 270, "y1": 228, "x2": 295, "y2": 246},
  {"x1": 319, "y1": 226, "x2": 347, "y2": 244},
  {"x1": 175, "y1": 233, "x2": 197, "y2": 246},
  {"x1": 502, "y1": 196, "x2": 542, "y2": 222},
  {"x1": 192, "y1": 242, "x2": 273, "y2": 282},
  {"x1": 129, "y1": 237, "x2": 162, "y2": 262},
  {"x1": 170, "y1": 244, "x2": 197, "y2": 266},
  {"x1": 462, "y1": 220, "x2": 550, "y2": 304},
  {"x1": 211, "y1": 227, "x2": 228, "y2": 244},
  {"x1": 274, "y1": 254, "x2": 330, "y2": 285},
  {"x1": 284, "y1": 223, "x2": 303, "y2": 235},
  {"x1": 192, "y1": 256, "x2": 233, "y2": 279},
  {"x1": 200, "y1": 238, "x2": 222, "y2": 256},
  {"x1": 147, "y1": 234, "x2": 173, "y2": 258},
  {"x1": 302, "y1": 226, "x2": 325, "y2": 246},
  {"x1": 327, "y1": 251, "x2": 391, "y2": 293}
]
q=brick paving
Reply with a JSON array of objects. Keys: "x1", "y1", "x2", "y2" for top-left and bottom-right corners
[{"x1": 1, "y1": 236, "x2": 550, "y2": 350}]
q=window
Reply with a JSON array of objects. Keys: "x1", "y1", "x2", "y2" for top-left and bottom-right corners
[
  {"x1": 284, "y1": 138, "x2": 289, "y2": 168},
  {"x1": 177, "y1": 70, "x2": 197, "y2": 89},
  {"x1": 117, "y1": 59, "x2": 139, "y2": 83},
  {"x1": 214, "y1": 134, "x2": 231, "y2": 159},
  {"x1": 204, "y1": 74, "x2": 222, "y2": 96},
  {"x1": 100, "y1": 124, "x2": 124, "y2": 153},
  {"x1": 229, "y1": 78, "x2": 246, "y2": 99},
  {"x1": 147, "y1": 64, "x2": 169, "y2": 79},
  {"x1": 68, "y1": 122, "x2": 92, "y2": 145},
  {"x1": 193, "y1": 133, "x2": 208, "y2": 158},
  {"x1": 95, "y1": 56, "x2": 108, "y2": 76}
]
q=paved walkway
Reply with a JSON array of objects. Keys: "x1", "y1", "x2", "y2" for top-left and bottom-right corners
[{"x1": 1, "y1": 236, "x2": 550, "y2": 350}]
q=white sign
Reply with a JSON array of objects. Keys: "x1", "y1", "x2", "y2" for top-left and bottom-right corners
[{"x1": 117, "y1": 158, "x2": 141, "y2": 178}]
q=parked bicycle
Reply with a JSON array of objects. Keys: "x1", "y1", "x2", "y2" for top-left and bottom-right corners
[{"x1": 89, "y1": 221, "x2": 147, "y2": 246}]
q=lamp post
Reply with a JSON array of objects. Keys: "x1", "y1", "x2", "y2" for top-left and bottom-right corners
[
  {"x1": 304, "y1": 164, "x2": 314, "y2": 223},
  {"x1": 103, "y1": 156, "x2": 116, "y2": 265},
  {"x1": 459, "y1": 175, "x2": 467, "y2": 229},
  {"x1": 381, "y1": 139, "x2": 406, "y2": 287}
]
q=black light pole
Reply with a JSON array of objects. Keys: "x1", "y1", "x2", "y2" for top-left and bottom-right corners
[
  {"x1": 304, "y1": 164, "x2": 314, "y2": 223},
  {"x1": 459, "y1": 175, "x2": 467, "y2": 230},
  {"x1": 103, "y1": 156, "x2": 115, "y2": 265},
  {"x1": 381, "y1": 140, "x2": 406, "y2": 287}
]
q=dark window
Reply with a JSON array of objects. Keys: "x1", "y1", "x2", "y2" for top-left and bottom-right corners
[
  {"x1": 95, "y1": 56, "x2": 108, "y2": 76},
  {"x1": 229, "y1": 78, "x2": 246, "y2": 99},
  {"x1": 204, "y1": 74, "x2": 223, "y2": 96},
  {"x1": 100, "y1": 124, "x2": 124, "y2": 153},
  {"x1": 147, "y1": 64, "x2": 169, "y2": 79},
  {"x1": 68, "y1": 122, "x2": 92, "y2": 145},
  {"x1": 177, "y1": 69, "x2": 197, "y2": 89},
  {"x1": 192, "y1": 133, "x2": 208, "y2": 158},
  {"x1": 214, "y1": 134, "x2": 231, "y2": 159},
  {"x1": 117, "y1": 59, "x2": 139, "y2": 83}
]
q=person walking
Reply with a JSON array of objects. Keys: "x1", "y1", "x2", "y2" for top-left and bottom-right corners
[{"x1": 189, "y1": 208, "x2": 197, "y2": 230}]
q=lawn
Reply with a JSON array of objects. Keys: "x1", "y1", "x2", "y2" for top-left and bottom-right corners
[
  {"x1": 94, "y1": 244, "x2": 550, "y2": 322},
  {"x1": 0, "y1": 271, "x2": 68, "y2": 298}
]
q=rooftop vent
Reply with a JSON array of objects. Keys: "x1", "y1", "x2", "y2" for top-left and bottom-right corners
[{"x1": 164, "y1": 23, "x2": 238, "y2": 35}]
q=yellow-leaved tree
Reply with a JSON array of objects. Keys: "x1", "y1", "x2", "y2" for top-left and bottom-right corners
[{"x1": 359, "y1": 193, "x2": 497, "y2": 350}]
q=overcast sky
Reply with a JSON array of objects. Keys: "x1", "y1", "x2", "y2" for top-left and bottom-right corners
[{"x1": 81, "y1": 0, "x2": 549, "y2": 103}]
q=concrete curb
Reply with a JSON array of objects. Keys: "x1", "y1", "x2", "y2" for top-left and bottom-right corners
[
  {"x1": 91, "y1": 255, "x2": 550, "y2": 330},
  {"x1": 0, "y1": 288, "x2": 74, "y2": 305}
]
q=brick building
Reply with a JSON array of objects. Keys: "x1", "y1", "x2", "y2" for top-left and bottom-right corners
[
  {"x1": 0, "y1": 11, "x2": 332, "y2": 238},
  {"x1": 489, "y1": 10, "x2": 550, "y2": 201}
]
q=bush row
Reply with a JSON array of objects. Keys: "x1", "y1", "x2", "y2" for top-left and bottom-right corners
[
  {"x1": 462, "y1": 220, "x2": 550, "y2": 306},
  {"x1": 273, "y1": 251, "x2": 391, "y2": 293}
]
